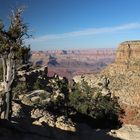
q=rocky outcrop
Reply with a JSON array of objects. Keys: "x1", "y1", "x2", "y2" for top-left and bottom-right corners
[
  {"x1": 11, "y1": 99, "x2": 76, "y2": 132},
  {"x1": 73, "y1": 75, "x2": 111, "y2": 97},
  {"x1": 116, "y1": 41, "x2": 140, "y2": 64},
  {"x1": 17, "y1": 66, "x2": 48, "y2": 81},
  {"x1": 109, "y1": 124, "x2": 140, "y2": 140},
  {"x1": 102, "y1": 41, "x2": 140, "y2": 107},
  {"x1": 55, "y1": 116, "x2": 76, "y2": 132},
  {"x1": 73, "y1": 41, "x2": 140, "y2": 126},
  {"x1": 104, "y1": 41, "x2": 140, "y2": 75},
  {"x1": 31, "y1": 108, "x2": 76, "y2": 132}
]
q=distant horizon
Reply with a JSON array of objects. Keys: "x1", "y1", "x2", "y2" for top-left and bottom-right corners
[
  {"x1": 31, "y1": 46, "x2": 117, "y2": 51},
  {"x1": 31, "y1": 47, "x2": 117, "y2": 52},
  {"x1": 31, "y1": 39, "x2": 140, "y2": 51}
]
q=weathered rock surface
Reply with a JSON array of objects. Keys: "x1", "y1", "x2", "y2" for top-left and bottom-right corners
[
  {"x1": 12, "y1": 102, "x2": 22, "y2": 118},
  {"x1": 73, "y1": 41, "x2": 140, "y2": 126},
  {"x1": 31, "y1": 108, "x2": 76, "y2": 132},
  {"x1": 116, "y1": 41, "x2": 140, "y2": 64},
  {"x1": 73, "y1": 74, "x2": 111, "y2": 97},
  {"x1": 55, "y1": 116, "x2": 76, "y2": 132},
  {"x1": 109, "y1": 124, "x2": 140, "y2": 140},
  {"x1": 11, "y1": 100, "x2": 76, "y2": 132},
  {"x1": 101, "y1": 41, "x2": 140, "y2": 125}
]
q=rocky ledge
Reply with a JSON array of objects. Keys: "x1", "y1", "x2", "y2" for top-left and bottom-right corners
[
  {"x1": 102, "y1": 41, "x2": 140, "y2": 109},
  {"x1": 74, "y1": 40, "x2": 140, "y2": 126},
  {"x1": 116, "y1": 41, "x2": 140, "y2": 63},
  {"x1": 106, "y1": 40, "x2": 140, "y2": 75}
]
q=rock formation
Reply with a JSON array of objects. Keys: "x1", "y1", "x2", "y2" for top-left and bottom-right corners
[
  {"x1": 31, "y1": 48, "x2": 115, "y2": 78},
  {"x1": 103, "y1": 41, "x2": 140, "y2": 75},
  {"x1": 31, "y1": 109, "x2": 76, "y2": 132},
  {"x1": 74, "y1": 41, "x2": 140, "y2": 126},
  {"x1": 116, "y1": 41, "x2": 140, "y2": 63},
  {"x1": 1, "y1": 42, "x2": 140, "y2": 139},
  {"x1": 109, "y1": 124, "x2": 140, "y2": 140},
  {"x1": 101, "y1": 41, "x2": 140, "y2": 125}
]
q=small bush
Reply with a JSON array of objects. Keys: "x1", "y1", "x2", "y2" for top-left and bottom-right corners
[{"x1": 69, "y1": 79, "x2": 123, "y2": 127}]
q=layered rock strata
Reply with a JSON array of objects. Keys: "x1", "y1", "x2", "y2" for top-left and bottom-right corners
[{"x1": 74, "y1": 41, "x2": 140, "y2": 125}]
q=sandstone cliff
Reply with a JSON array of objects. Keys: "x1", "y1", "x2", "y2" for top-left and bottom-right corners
[
  {"x1": 104, "y1": 41, "x2": 140, "y2": 75},
  {"x1": 101, "y1": 41, "x2": 140, "y2": 125},
  {"x1": 74, "y1": 41, "x2": 140, "y2": 126}
]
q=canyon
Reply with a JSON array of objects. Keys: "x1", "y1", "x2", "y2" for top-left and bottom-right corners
[
  {"x1": 1, "y1": 41, "x2": 140, "y2": 140},
  {"x1": 31, "y1": 42, "x2": 140, "y2": 126},
  {"x1": 31, "y1": 48, "x2": 115, "y2": 79}
]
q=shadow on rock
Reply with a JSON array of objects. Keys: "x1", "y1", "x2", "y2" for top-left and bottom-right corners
[{"x1": 0, "y1": 118, "x2": 122, "y2": 140}]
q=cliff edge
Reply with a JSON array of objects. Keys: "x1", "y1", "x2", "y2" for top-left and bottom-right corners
[{"x1": 74, "y1": 41, "x2": 140, "y2": 125}]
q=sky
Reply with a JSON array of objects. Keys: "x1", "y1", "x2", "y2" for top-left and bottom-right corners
[{"x1": 0, "y1": 0, "x2": 140, "y2": 50}]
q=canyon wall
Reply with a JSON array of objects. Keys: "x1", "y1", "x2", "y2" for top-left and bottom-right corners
[
  {"x1": 102, "y1": 41, "x2": 140, "y2": 125},
  {"x1": 31, "y1": 48, "x2": 115, "y2": 78},
  {"x1": 74, "y1": 41, "x2": 140, "y2": 125}
]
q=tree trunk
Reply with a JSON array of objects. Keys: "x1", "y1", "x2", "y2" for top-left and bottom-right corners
[
  {"x1": 1, "y1": 55, "x2": 15, "y2": 121},
  {"x1": 5, "y1": 91, "x2": 12, "y2": 120}
]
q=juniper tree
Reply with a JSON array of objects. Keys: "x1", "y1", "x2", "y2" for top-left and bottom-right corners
[{"x1": 0, "y1": 7, "x2": 30, "y2": 120}]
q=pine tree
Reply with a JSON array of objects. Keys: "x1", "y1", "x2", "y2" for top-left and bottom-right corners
[{"x1": 0, "y1": 7, "x2": 30, "y2": 120}]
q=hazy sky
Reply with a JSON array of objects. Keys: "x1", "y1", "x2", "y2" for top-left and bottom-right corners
[{"x1": 1, "y1": 0, "x2": 140, "y2": 50}]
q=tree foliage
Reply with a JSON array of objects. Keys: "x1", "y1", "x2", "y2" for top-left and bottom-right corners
[
  {"x1": 0, "y1": 7, "x2": 30, "y2": 120},
  {"x1": 69, "y1": 79, "x2": 123, "y2": 126}
]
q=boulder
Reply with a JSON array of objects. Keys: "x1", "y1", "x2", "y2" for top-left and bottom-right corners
[
  {"x1": 55, "y1": 116, "x2": 76, "y2": 132},
  {"x1": 12, "y1": 102, "x2": 22, "y2": 118},
  {"x1": 109, "y1": 125, "x2": 140, "y2": 140},
  {"x1": 30, "y1": 96, "x2": 40, "y2": 103},
  {"x1": 31, "y1": 108, "x2": 44, "y2": 119},
  {"x1": 39, "y1": 116, "x2": 55, "y2": 127},
  {"x1": 21, "y1": 96, "x2": 33, "y2": 106}
]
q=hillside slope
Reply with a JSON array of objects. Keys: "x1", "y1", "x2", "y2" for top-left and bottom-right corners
[{"x1": 74, "y1": 41, "x2": 140, "y2": 125}]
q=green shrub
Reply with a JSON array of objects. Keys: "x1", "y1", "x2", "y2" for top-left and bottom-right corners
[
  {"x1": 12, "y1": 82, "x2": 27, "y2": 99},
  {"x1": 69, "y1": 79, "x2": 123, "y2": 123}
]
